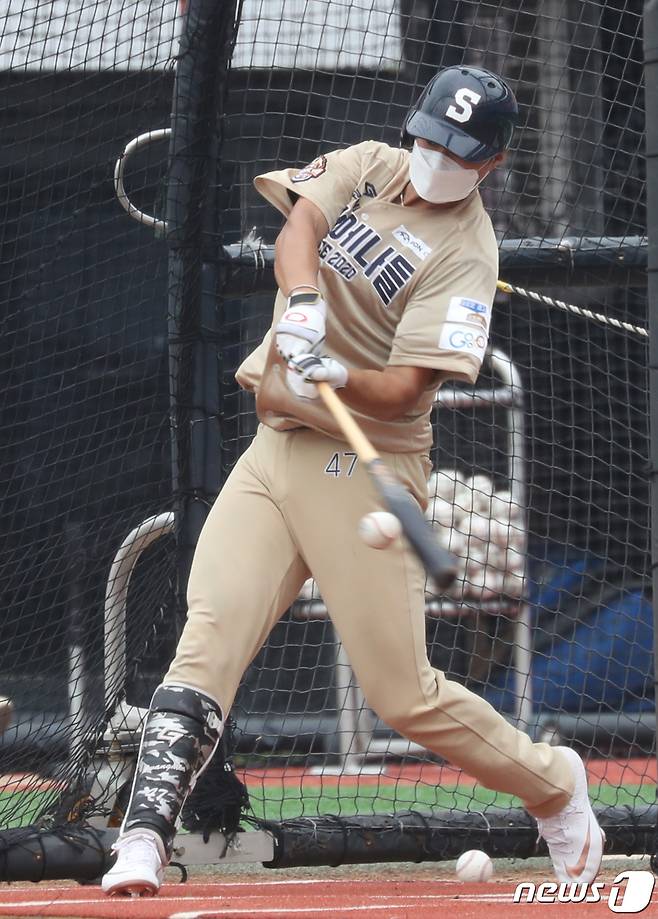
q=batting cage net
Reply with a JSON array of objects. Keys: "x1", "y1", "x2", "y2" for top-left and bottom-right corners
[
  {"x1": 0, "y1": 1, "x2": 179, "y2": 847},
  {"x1": 0, "y1": 0, "x2": 654, "y2": 879}
]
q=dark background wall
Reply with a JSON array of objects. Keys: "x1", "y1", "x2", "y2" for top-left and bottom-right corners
[{"x1": 0, "y1": 72, "x2": 174, "y2": 719}]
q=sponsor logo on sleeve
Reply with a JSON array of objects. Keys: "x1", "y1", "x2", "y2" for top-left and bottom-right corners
[
  {"x1": 446, "y1": 296, "x2": 490, "y2": 329},
  {"x1": 392, "y1": 225, "x2": 432, "y2": 261},
  {"x1": 439, "y1": 324, "x2": 488, "y2": 361},
  {"x1": 291, "y1": 155, "x2": 328, "y2": 183}
]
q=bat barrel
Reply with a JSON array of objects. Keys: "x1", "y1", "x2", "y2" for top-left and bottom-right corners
[{"x1": 368, "y1": 459, "x2": 458, "y2": 592}]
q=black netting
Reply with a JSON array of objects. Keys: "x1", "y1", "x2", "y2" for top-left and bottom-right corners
[
  {"x1": 0, "y1": 3, "x2": 177, "y2": 827},
  {"x1": 0, "y1": 0, "x2": 654, "y2": 866}
]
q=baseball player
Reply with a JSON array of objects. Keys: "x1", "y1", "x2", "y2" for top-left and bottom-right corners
[{"x1": 102, "y1": 66, "x2": 604, "y2": 895}]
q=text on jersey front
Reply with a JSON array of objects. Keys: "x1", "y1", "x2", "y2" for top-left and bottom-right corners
[{"x1": 319, "y1": 209, "x2": 417, "y2": 306}]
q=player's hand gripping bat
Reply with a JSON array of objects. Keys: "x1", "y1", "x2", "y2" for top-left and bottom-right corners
[{"x1": 316, "y1": 382, "x2": 458, "y2": 591}]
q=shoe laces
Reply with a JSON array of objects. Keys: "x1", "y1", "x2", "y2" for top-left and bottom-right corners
[
  {"x1": 112, "y1": 831, "x2": 163, "y2": 861},
  {"x1": 537, "y1": 797, "x2": 585, "y2": 856}
]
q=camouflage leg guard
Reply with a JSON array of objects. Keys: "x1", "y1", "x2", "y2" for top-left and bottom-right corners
[{"x1": 121, "y1": 684, "x2": 223, "y2": 858}]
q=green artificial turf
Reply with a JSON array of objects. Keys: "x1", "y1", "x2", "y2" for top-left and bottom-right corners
[
  {"x1": 246, "y1": 780, "x2": 655, "y2": 822},
  {"x1": 0, "y1": 780, "x2": 652, "y2": 829},
  {"x1": 0, "y1": 788, "x2": 59, "y2": 828}
]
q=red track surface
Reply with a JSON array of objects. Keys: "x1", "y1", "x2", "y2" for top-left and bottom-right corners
[
  {"x1": 2, "y1": 758, "x2": 653, "y2": 796},
  {"x1": 0, "y1": 773, "x2": 63, "y2": 793},
  {"x1": 238, "y1": 756, "x2": 657, "y2": 788},
  {"x1": 0, "y1": 877, "x2": 655, "y2": 918}
]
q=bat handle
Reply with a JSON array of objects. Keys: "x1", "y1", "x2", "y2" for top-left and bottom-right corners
[{"x1": 317, "y1": 383, "x2": 378, "y2": 463}]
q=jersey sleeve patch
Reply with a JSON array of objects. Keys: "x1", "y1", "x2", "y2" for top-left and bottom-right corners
[
  {"x1": 440, "y1": 297, "x2": 491, "y2": 362},
  {"x1": 438, "y1": 324, "x2": 488, "y2": 362},
  {"x1": 291, "y1": 155, "x2": 328, "y2": 183},
  {"x1": 445, "y1": 296, "x2": 490, "y2": 327}
]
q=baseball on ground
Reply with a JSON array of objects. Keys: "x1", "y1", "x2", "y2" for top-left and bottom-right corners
[
  {"x1": 455, "y1": 849, "x2": 494, "y2": 882},
  {"x1": 357, "y1": 511, "x2": 401, "y2": 549}
]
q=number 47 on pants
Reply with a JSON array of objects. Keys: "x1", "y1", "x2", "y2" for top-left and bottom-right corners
[{"x1": 324, "y1": 452, "x2": 358, "y2": 477}]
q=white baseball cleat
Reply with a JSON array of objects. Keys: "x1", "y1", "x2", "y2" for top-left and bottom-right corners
[
  {"x1": 101, "y1": 830, "x2": 166, "y2": 896},
  {"x1": 536, "y1": 746, "x2": 605, "y2": 883}
]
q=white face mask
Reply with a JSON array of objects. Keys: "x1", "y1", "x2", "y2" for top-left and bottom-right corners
[{"x1": 409, "y1": 140, "x2": 482, "y2": 203}]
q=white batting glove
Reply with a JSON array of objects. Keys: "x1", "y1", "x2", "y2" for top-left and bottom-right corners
[
  {"x1": 286, "y1": 353, "x2": 348, "y2": 400},
  {"x1": 275, "y1": 291, "x2": 326, "y2": 362}
]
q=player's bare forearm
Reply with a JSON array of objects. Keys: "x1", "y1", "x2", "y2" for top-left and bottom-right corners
[
  {"x1": 341, "y1": 366, "x2": 436, "y2": 422},
  {"x1": 274, "y1": 197, "x2": 329, "y2": 296}
]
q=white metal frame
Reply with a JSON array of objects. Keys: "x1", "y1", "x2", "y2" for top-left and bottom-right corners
[
  {"x1": 113, "y1": 129, "x2": 171, "y2": 231},
  {"x1": 103, "y1": 512, "x2": 175, "y2": 714}
]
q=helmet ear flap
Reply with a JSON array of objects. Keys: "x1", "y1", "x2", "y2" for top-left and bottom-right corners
[
  {"x1": 400, "y1": 74, "x2": 438, "y2": 149},
  {"x1": 399, "y1": 124, "x2": 414, "y2": 150}
]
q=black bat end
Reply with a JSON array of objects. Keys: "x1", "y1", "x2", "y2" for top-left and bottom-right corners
[
  {"x1": 368, "y1": 459, "x2": 458, "y2": 594},
  {"x1": 431, "y1": 555, "x2": 459, "y2": 591}
]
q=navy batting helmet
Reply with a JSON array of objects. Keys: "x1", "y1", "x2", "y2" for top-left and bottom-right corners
[{"x1": 401, "y1": 65, "x2": 519, "y2": 163}]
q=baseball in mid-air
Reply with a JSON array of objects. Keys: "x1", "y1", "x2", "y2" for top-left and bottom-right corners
[
  {"x1": 358, "y1": 511, "x2": 401, "y2": 549},
  {"x1": 455, "y1": 849, "x2": 494, "y2": 882}
]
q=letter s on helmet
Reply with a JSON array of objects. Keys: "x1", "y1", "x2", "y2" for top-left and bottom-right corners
[{"x1": 401, "y1": 65, "x2": 519, "y2": 163}]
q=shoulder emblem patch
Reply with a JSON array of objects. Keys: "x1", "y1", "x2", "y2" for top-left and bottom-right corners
[{"x1": 291, "y1": 155, "x2": 328, "y2": 183}]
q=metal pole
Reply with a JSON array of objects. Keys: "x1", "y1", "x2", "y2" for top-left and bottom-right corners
[
  {"x1": 643, "y1": 0, "x2": 658, "y2": 871},
  {"x1": 166, "y1": 0, "x2": 238, "y2": 609}
]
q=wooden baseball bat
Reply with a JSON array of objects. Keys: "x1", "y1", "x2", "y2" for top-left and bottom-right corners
[{"x1": 317, "y1": 382, "x2": 458, "y2": 591}]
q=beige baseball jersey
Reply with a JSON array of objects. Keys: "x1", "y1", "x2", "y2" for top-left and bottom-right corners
[{"x1": 236, "y1": 140, "x2": 499, "y2": 453}]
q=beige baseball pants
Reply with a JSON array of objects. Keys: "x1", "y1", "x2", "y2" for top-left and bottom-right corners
[{"x1": 166, "y1": 423, "x2": 573, "y2": 817}]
